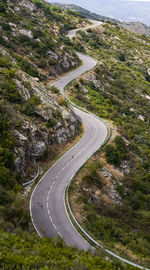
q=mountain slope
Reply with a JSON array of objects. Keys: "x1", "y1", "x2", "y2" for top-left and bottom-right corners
[
  {"x1": 52, "y1": 3, "x2": 150, "y2": 37},
  {"x1": 67, "y1": 22, "x2": 150, "y2": 267},
  {"x1": 0, "y1": 0, "x2": 90, "y2": 232}
]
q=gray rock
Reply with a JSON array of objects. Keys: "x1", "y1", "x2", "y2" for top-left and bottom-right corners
[
  {"x1": 101, "y1": 167, "x2": 112, "y2": 178},
  {"x1": 31, "y1": 141, "x2": 47, "y2": 158},
  {"x1": 62, "y1": 56, "x2": 70, "y2": 69},
  {"x1": 18, "y1": 0, "x2": 35, "y2": 11},
  {"x1": 15, "y1": 131, "x2": 28, "y2": 146},
  {"x1": 138, "y1": 115, "x2": 145, "y2": 121},
  {"x1": 35, "y1": 109, "x2": 53, "y2": 121},
  {"x1": 19, "y1": 29, "x2": 33, "y2": 38},
  {"x1": 15, "y1": 79, "x2": 31, "y2": 100},
  {"x1": 55, "y1": 127, "x2": 68, "y2": 144},
  {"x1": 47, "y1": 50, "x2": 58, "y2": 60}
]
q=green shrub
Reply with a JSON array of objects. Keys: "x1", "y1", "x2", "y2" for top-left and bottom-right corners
[
  {"x1": 50, "y1": 86, "x2": 59, "y2": 94},
  {"x1": 33, "y1": 29, "x2": 44, "y2": 39},
  {"x1": 53, "y1": 109, "x2": 62, "y2": 119},
  {"x1": 0, "y1": 34, "x2": 6, "y2": 46},
  {"x1": 50, "y1": 6, "x2": 61, "y2": 13},
  {"x1": 0, "y1": 22, "x2": 11, "y2": 31},
  {"x1": 0, "y1": 79, "x2": 22, "y2": 103},
  {"x1": 18, "y1": 35, "x2": 30, "y2": 43},
  {"x1": 105, "y1": 144, "x2": 121, "y2": 166},
  {"x1": 114, "y1": 136, "x2": 126, "y2": 153},
  {"x1": 21, "y1": 95, "x2": 41, "y2": 116},
  {"x1": 37, "y1": 59, "x2": 46, "y2": 68},
  {"x1": 58, "y1": 98, "x2": 68, "y2": 107},
  {"x1": 0, "y1": 57, "x2": 11, "y2": 68},
  {"x1": 16, "y1": 55, "x2": 40, "y2": 78},
  {"x1": 46, "y1": 118, "x2": 57, "y2": 128},
  {"x1": 83, "y1": 169, "x2": 104, "y2": 188}
]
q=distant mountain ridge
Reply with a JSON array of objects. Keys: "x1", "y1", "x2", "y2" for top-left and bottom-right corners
[{"x1": 52, "y1": 2, "x2": 150, "y2": 36}]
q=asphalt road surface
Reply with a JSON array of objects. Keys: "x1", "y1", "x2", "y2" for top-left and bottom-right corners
[
  {"x1": 30, "y1": 20, "x2": 107, "y2": 250},
  {"x1": 30, "y1": 20, "x2": 149, "y2": 269}
]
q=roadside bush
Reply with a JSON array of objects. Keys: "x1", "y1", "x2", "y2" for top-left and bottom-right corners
[
  {"x1": 50, "y1": 86, "x2": 59, "y2": 94},
  {"x1": 83, "y1": 169, "x2": 104, "y2": 188},
  {"x1": 105, "y1": 144, "x2": 121, "y2": 166}
]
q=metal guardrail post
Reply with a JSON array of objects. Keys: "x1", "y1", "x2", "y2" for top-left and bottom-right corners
[{"x1": 23, "y1": 164, "x2": 40, "y2": 186}]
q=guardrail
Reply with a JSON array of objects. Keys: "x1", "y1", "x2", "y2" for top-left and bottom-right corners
[
  {"x1": 65, "y1": 118, "x2": 149, "y2": 269},
  {"x1": 64, "y1": 53, "x2": 149, "y2": 270},
  {"x1": 23, "y1": 164, "x2": 40, "y2": 186}
]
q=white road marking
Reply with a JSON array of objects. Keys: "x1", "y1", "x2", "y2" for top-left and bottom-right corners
[
  {"x1": 53, "y1": 222, "x2": 57, "y2": 231},
  {"x1": 58, "y1": 231, "x2": 63, "y2": 238}
]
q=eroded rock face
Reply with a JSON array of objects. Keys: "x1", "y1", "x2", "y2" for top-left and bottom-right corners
[
  {"x1": 18, "y1": 29, "x2": 33, "y2": 38},
  {"x1": 15, "y1": 79, "x2": 31, "y2": 100},
  {"x1": 18, "y1": 0, "x2": 35, "y2": 12},
  {"x1": 13, "y1": 75, "x2": 79, "y2": 179},
  {"x1": 31, "y1": 141, "x2": 47, "y2": 158}
]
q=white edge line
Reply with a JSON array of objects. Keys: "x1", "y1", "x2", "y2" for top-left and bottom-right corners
[
  {"x1": 29, "y1": 20, "x2": 148, "y2": 270},
  {"x1": 63, "y1": 189, "x2": 93, "y2": 249}
]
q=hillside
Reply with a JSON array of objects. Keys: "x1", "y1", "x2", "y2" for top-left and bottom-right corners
[
  {"x1": 52, "y1": 3, "x2": 150, "y2": 37},
  {"x1": 0, "y1": 0, "x2": 90, "y2": 233},
  {"x1": 67, "y1": 23, "x2": 150, "y2": 267},
  {"x1": 51, "y1": 3, "x2": 120, "y2": 23},
  {"x1": 0, "y1": 0, "x2": 150, "y2": 269},
  {"x1": 121, "y1": 22, "x2": 150, "y2": 37},
  {"x1": 0, "y1": 230, "x2": 138, "y2": 270},
  {"x1": 51, "y1": 0, "x2": 150, "y2": 26}
]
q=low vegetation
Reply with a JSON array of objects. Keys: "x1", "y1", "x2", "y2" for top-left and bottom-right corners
[
  {"x1": 0, "y1": 0, "x2": 86, "y2": 235},
  {"x1": 0, "y1": 230, "x2": 138, "y2": 270},
  {"x1": 67, "y1": 22, "x2": 150, "y2": 266}
]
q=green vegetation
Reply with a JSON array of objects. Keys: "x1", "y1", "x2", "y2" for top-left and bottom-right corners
[
  {"x1": 0, "y1": 0, "x2": 87, "y2": 236},
  {"x1": 68, "y1": 23, "x2": 150, "y2": 265},
  {"x1": 105, "y1": 136, "x2": 127, "y2": 166},
  {"x1": 0, "y1": 230, "x2": 138, "y2": 270}
]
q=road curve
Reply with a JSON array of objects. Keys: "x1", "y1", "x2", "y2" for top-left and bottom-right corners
[
  {"x1": 67, "y1": 19, "x2": 103, "y2": 39},
  {"x1": 30, "y1": 20, "x2": 106, "y2": 250},
  {"x1": 30, "y1": 21, "x2": 149, "y2": 269}
]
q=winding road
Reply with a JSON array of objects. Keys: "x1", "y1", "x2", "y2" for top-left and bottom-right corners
[{"x1": 30, "y1": 21, "x2": 149, "y2": 269}]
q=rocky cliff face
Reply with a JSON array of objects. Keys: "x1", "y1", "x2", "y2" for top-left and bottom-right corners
[{"x1": 0, "y1": 0, "x2": 88, "y2": 181}]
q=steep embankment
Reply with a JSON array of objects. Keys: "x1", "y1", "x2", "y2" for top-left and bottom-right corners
[
  {"x1": 0, "y1": 0, "x2": 90, "y2": 233},
  {"x1": 52, "y1": 3, "x2": 150, "y2": 36},
  {"x1": 30, "y1": 19, "x2": 150, "y2": 270},
  {"x1": 67, "y1": 21, "x2": 150, "y2": 267}
]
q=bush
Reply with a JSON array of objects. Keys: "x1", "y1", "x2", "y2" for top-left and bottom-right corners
[
  {"x1": 0, "y1": 34, "x2": 6, "y2": 46},
  {"x1": 0, "y1": 79, "x2": 22, "y2": 103},
  {"x1": 53, "y1": 109, "x2": 62, "y2": 119},
  {"x1": 16, "y1": 55, "x2": 40, "y2": 78},
  {"x1": 50, "y1": 86, "x2": 59, "y2": 94},
  {"x1": 58, "y1": 97, "x2": 68, "y2": 107},
  {"x1": 105, "y1": 144, "x2": 121, "y2": 166},
  {"x1": 83, "y1": 169, "x2": 104, "y2": 188},
  {"x1": 0, "y1": 57, "x2": 11, "y2": 68},
  {"x1": 114, "y1": 136, "x2": 126, "y2": 153},
  {"x1": 46, "y1": 118, "x2": 57, "y2": 128},
  {"x1": 50, "y1": 6, "x2": 61, "y2": 13},
  {"x1": 0, "y1": 22, "x2": 11, "y2": 31},
  {"x1": 33, "y1": 29, "x2": 44, "y2": 39},
  {"x1": 21, "y1": 95, "x2": 41, "y2": 116}
]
